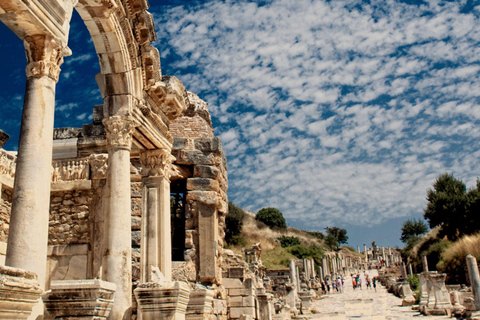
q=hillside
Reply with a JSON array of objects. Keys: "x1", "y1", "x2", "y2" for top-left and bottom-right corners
[{"x1": 227, "y1": 211, "x2": 362, "y2": 270}]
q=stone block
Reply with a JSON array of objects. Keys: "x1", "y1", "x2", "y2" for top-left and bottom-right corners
[
  {"x1": 132, "y1": 216, "x2": 142, "y2": 230},
  {"x1": 228, "y1": 288, "x2": 254, "y2": 297},
  {"x1": 187, "y1": 178, "x2": 220, "y2": 192},
  {"x1": 222, "y1": 278, "x2": 243, "y2": 289},
  {"x1": 212, "y1": 299, "x2": 227, "y2": 315},
  {"x1": 44, "y1": 279, "x2": 116, "y2": 319},
  {"x1": 194, "y1": 138, "x2": 222, "y2": 152},
  {"x1": 0, "y1": 130, "x2": 9, "y2": 148},
  {"x1": 132, "y1": 230, "x2": 141, "y2": 247},
  {"x1": 228, "y1": 268, "x2": 245, "y2": 279},
  {"x1": 0, "y1": 265, "x2": 42, "y2": 319},
  {"x1": 176, "y1": 150, "x2": 215, "y2": 166},
  {"x1": 131, "y1": 182, "x2": 142, "y2": 197},
  {"x1": 229, "y1": 306, "x2": 255, "y2": 319},
  {"x1": 194, "y1": 165, "x2": 219, "y2": 179},
  {"x1": 229, "y1": 296, "x2": 243, "y2": 307},
  {"x1": 186, "y1": 191, "x2": 218, "y2": 206},
  {"x1": 132, "y1": 197, "x2": 142, "y2": 216},
  {"x1": 173, "y1": 137, "x2": 188, "y2": 150}
]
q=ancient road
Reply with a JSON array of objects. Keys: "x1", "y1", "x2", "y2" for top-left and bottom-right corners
[{"x1": 308, "y1": 270, "x2": 449, "y2": 320}]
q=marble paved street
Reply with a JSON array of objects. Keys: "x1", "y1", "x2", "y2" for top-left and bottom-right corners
[{"x1": 308, "y1": 270, "x2": 449, "y2": 320}]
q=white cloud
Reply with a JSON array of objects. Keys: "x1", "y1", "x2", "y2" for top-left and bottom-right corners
[{"x1": 153, "y1": 0, "x2": 480, "y2": 240}]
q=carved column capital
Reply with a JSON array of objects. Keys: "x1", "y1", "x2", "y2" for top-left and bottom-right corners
[
  {"x1": 24, "y1": 35, "x2": 71, "y2": 83},
  {"x1": 139, "y1": 149, "x2": 175, "y2": 180},
  {"x1": 102, "y1": 115, "x2": 136, "y2": 150}
]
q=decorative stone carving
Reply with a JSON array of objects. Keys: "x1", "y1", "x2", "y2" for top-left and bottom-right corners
[
  {"x1": 0, "y1": 265, "x2": 43, "y2": 319},
  {"x1": 88, "y1": 154, "x2": 109, "y2": 180},
  {"x1": 136, "y1": 12, "x2": 156, "y2": 45},
  {"x1": 148, "y1": 76, "x2": 188, "y2": 122},
  {"x1": 24, "y1": 35, "x2": 71, "y2": 82},
  {"x1": 103, "y1": 115, "x2": 136, "y2": 149},
  {"x1": 139, "y1": 149, "x2": 175, "y2": 178},
  {"x1": 44, "y1": 279, "x2": 116, "y2": 319},
  {"x1": 0, "y1": 130, "x2": 9, "y2": 148},
  {"x1": 51, "y1": 158, "x2": 89, "y2": 182},
  {"x1": 0, "y1": 149, "x2": 16, "y2": 179},
  {"x1": 141, "y1": 44, "x2": 161, "y2": 88}
]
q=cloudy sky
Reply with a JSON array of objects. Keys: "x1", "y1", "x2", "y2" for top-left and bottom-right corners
[{"x1": 1, "y1": 0, "x2": 480, "y2": 248}]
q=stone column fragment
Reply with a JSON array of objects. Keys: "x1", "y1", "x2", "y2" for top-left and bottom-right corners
[{"x1": 467, "y1": 254, "x2": 480, "y2": 310}]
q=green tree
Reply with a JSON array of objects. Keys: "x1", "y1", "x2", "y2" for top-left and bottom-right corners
[
  {"x1": 424, "y1": 173, "x2": 468, "y2": 240},
  {"x1": 400, "y1": 219, "x2": 428, "y2": 243},
  {"x1": 277, "y1": 235, "x2": 301, "y2": 248},
  {"x1": 225, "y1": 202, "x2": 245, "y2": 246},
  {"x1": 256, "y1": 207, "x2": 287, "y2": 229},
  {"x1": 324, "y1": 226, "x2": 348, "y2": 250}
]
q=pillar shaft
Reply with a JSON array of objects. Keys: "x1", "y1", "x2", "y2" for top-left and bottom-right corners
[
  {"x1": 140, "y1": 176, "x2": 172, "y2": 282},
  {"x1": 467, "y1": 254, "x2": 480, "y2": 310},
  {"x1": 102, "y1": 115, "x2": 135, "y2": 320},
  {"x1": 6, "y1": 75, "x2": 55, "y2": 286}
]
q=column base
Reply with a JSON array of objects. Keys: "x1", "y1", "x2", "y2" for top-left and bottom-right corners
[
  {"x1": 186, "y1": 287, "x2": 214, "y2": 318},
  {"x1": 298, "y1": 291, "x2": 314, "y2": 315},
  {"x1": 134, "y1": 281, "x2": 190, "y2": 320},
  {"x1": 0, "y1": 265, "x2": 43, "y2": 319},
  {"x1": 43, "y1": 279, "x2": 116, "y2": 320}
]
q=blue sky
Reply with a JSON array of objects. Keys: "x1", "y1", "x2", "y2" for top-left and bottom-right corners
[{"x1": 1, "y1": 0, "x2": 480, "y2": 249}]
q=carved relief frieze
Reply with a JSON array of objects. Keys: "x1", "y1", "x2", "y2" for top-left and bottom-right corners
[
  {"x1": 51, "y1": 158, "x2": 89, "y2": 182},
  {"x1": 24, "y1": 35, "x2": 71, "y2": 82},
  {"x1": 147, "y1": 76, "x2": 189, "y2": 122},
  {"x1": 135, "y1": 11, "x2": 156, "y2": 45},
  {"x1": 88, "y1": 154, "x2": 109, "y2": 180},
  {"x1": 141, "y1": 44, "x2": 161, "y2": 89},
  {"x1": 139, "y1": 149, "x2": 175, "y2": 179},
  {"x1": 0, "y1": 150, "x2": 16, "y2": 180},
  {"x1": 103, "y1": 115, "x2": 137, "y2": 149}
]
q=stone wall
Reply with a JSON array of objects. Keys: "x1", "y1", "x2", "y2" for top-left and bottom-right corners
[
  {"x1": 131, "y1": 181, "x2": 142, "y2": 281},
  {"x1": 48, "y1": 190, "x2": 91, "y2": 245},
  {"x1": 0, "y1": 188, "x2": 11, "y2": 242},
  {"x1": 170, "y1": 92, "x2": 214, "y2": 139}
]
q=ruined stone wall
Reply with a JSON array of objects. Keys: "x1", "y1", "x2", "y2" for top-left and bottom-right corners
[
  {"x1": 131, "y1": 181, "x2": 142, "y2": 281},
  {"x1": 48, "y1": 190, "x2": 91, "y2": 245},
  {"x1": 0, "y1": 188, "x2": 11, "y2": 242},
  {"x1": 171, "y1": 93, "x2": 228, "y2": 284}
]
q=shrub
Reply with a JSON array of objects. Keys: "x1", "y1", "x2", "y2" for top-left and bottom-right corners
[
  {"x1": 286, "y1": 244, "x2": 324, "y2": 263},
  {"x1": 225, "y1": 202, "x2": 245, "y2": 246},
  {"x1": 256, "y1": 207, "x2": 287, "y2": 229},
  {"x1": 278, "y1": 236, "x2": 301, "y2": 248}
]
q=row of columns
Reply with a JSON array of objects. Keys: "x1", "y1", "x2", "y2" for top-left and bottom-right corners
[{"x1": 1, "y1": 32, "x2": 176, "y2": 319}]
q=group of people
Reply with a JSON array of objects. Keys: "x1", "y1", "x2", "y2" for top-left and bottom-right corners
[{"x1": 320, "y1": 273, "x2": 378, "y2": 295}]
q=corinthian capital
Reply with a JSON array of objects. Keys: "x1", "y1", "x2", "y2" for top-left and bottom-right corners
[
  {"x1": 139, "y1": 149, "x2": 175, "y2": 179},
  {"x1": 103, "y1": 115, "x2": 136, "y2": 150},
  {"x1": 24, "y1": 35, "x2": 71, "y2": 82}
]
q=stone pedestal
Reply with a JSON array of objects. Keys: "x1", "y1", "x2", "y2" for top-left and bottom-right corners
[
  {"x1": 43, "y1": 279, "x2": 116, "y2": 319},
  {"x1": 0, "y1": 265, "x2": 42, "y2": 319},
  {"x1": 418, "y1": 272, "x2": 429, "y2": 312},
  {"x1": 424, "y1": 273, "x2": 452, "y2": 316},
  {"x1": 186, "y1": 287, "x2": 214, "y2": 319},
  {"x1": 467, "y1": 254, "x2": 480, "y2": 310},
  {"x1": 257, "y1": 293, "x2": 273, "y2": 320},
  {"x1": 134, "y1": 282, "x2": 190, "y2": 320},
  {"x1": 298, "y1": 291, "x2": 313, "y2": 315},
  {"x1": 400, "y1": 281, "x2": 415, "y2": 306}
]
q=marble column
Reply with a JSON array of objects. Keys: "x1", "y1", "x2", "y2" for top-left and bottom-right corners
[
  {"x1": 467, "y1": 254, "x2": 480, "y2": 310},
  {"x1": 139, "y1": 149, "x2": 174, "y2": 282},
  {"x1": 364, "y1": 244, "x2": 368, "y2": 262},
  {"x1": 102, "y1": 115, "x2": 136, "y2": 320},
  {"x1": 422, "y1": 255, "x2": 429, "y2": 272},
  {"x1": 5, "y1": 35, "x2": 68, "y2": 319},
  {"x1": 310, "y1": 259, "x2": 316, "y2": 278}
]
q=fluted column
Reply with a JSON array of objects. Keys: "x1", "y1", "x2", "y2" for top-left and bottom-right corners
[
  {"x1": 139, "y1": 148, "x2": 175, "y2": 282},
  {"x1": 5, "y1": 35, "x2": 69, "y2": 320},
  {"x1": 102, "y1": 115, "x2": 135, "y2": 320}
]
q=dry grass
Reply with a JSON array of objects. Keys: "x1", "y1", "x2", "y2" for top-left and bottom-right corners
[
  {"x1": 441, "y1": 232, "x2": 480, "y2": 262},
  {"x1": 410, "y1": 226, "x2": 441, "y2": 258},
  {"x1": 228, "y1": 211, "x2": 328, "y2": 269}
]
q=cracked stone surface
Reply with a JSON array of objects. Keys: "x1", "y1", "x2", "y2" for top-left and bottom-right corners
[{"x1": 308, "y1": 270, "x2": 451, "y2": 320}]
